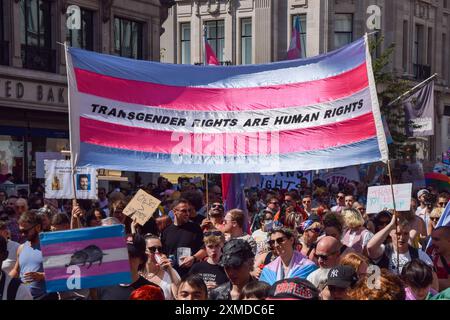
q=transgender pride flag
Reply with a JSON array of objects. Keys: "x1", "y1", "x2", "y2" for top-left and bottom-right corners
[
  {"x1": 66, "y1": 34, "x2": 388, "y2": 173},
  {"x1": 40, "y1": 225, "x2": 131, "y2": 293}
]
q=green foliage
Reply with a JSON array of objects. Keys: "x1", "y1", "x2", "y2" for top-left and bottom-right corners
[{"x1": 369, "y1": 35, "x2": 413, "y2": 160}]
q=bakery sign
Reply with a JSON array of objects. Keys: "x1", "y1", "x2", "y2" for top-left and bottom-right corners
[{"x1": 0, "y1": 77, "x2": 67, "y2": 107}]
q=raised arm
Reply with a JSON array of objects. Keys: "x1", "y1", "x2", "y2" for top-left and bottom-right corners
[{"x1": 367, "y1": 214, "x2": 396, "y2": 260}]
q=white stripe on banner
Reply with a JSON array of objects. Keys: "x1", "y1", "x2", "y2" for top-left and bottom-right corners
[
  {"x1": 73, "y1": 88, "x2": 373, "y2": 134},
  {"x1": 43, "y1": 248, "x2": 129, "y2": 269}
]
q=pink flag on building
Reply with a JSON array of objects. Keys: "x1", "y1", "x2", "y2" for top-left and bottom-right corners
[
  {"x1": 287, "y1": 16, "x2": 302, "y2": 60},
  {"x1": 204, "y1": 27, "x2": 220, "y2": 65}
]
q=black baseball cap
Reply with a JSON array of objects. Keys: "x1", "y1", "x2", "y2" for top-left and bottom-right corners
[
  {"x1": 267, "y1": 278, "x2": 319, "y2": 300},
  {"x1": 327, "y1": 265, "x2": 358, "y2": 289},
  {"x1": 219, "y1": 239, "x2": 254, "y2": 268}
]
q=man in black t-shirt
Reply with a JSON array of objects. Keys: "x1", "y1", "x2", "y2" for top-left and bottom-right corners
[
  {"x1": 189, "y1": 230, "x2": 228, "y2": 292},
  {"x1": 161, "y1": 199, "x2": 204, "y2": 277}
]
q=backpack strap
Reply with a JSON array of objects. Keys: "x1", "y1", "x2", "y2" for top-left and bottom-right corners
[
  {"x1": 263, "y1": 251, "x2": 273, "y2": 265},
  {"x1": 408, "y1": 245, "x2": 419, "y2": 261},
  {"x1": 7, "y1": 277, "x2": 21, "y2": 300}
]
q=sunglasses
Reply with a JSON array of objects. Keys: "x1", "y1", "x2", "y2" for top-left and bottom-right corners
[
  {"x1": 430, "y1": 217, "x2": 440, "y2": 222},
  {"x1": 204, "y1": 231, "x2": 223, "y2": 237},
  {"x1": 147, "y1": 246, "x2": 162, "y2": 253},
  {"x1": 314, "y1": 251, "x2": 338, "y2": 261},
  {"x1": 211, "y1": 204, "x2": 224, "y2": 209},
  {"x1": 19, "y1": 224, "x2": 37, "y2": 235},
  {"x1": 175, "y1": 209, "x2": 189, "y2": 214},
  {"x1": 302, "y1": 200, "x2": 311, "y2": 204},
  {"x1": 438, "y1": 202, "x2": 446, "y2": 206},
  {"x1": 268, "y1": 236, "x2": 288, "y2": 246},
  {"x1": 307, "y1": 228, "x2": 322, "y2": 234}
]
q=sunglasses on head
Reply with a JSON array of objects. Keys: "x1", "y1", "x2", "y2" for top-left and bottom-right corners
[
  {"x1": 268, "y1": 236, "x2": 288, "y2": 246},
  {"x1": 204, "y1": 231, "x2": 223, "y2": 237},
  {"x1": 147, "y1": 246, "x2": 162, "y2": 253}
]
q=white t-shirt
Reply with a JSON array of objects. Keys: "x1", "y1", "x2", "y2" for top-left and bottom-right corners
[
  {"x1": 159, "y1": 270, "x2": 180, "y2": 300},
  {"x1": 0, "y1": 272, "x2": 33, "y2": 300},
  {"x1": 2, "y1": 240, "x2": 20, "y2": 274},
  {"x1": 377, "y1": 244, "x2": 433, "y2": 274},
  {"x1": 306, "y1": 268, "x2": 330, "y2": 290}
]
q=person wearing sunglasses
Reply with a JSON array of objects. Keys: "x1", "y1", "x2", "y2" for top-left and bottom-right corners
[
  {"x1": 142, "y1": 234, "x2": 180, "y2": 300},
  {"x1": 201, "y1": 203, "x2": 225, "y2": 232},
  {"x1": 259, "y1": 227, "x2": 317, "y2": 285},
  {"x1": 301, "y1": 195, "x2": 313, "y2": 217},
  {"x1": 9, "y1": 211, "x2": 58, "y2": 299},
  {"x1": 252, "y1": 210, "x2": 274, "y2": 256},
  {"x1": 161, "y1": 199, "x2": 205, "y2": 278},
  {"x1": 189, "y1": 230, "x2": 228, "y2": 293},
  {"x1": 306, "y1": 236, "x2": 342, "y2": 291},
  {"x1": 437, "y1": 193, "x2": 448, "y2": 209},
  {"x1": 429, "y1": 226, "x2": 450, "y2": 291},
  {"x1": 330, "y1": 192, "x2": 346, "y2": 213},
  {"x1": 299, "y1": 220, "x2": 323, "y2": 261},
  {"x1": 222, "y1": 209, "x2": 257, "y2": 255},
  {"x1": 341, "y1": 208, "x2": 374, "y2": 255},
  {"x1": 427, "y1": 207, "x2": 444, "y2": 236}
]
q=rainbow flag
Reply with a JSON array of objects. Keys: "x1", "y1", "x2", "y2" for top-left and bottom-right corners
[
  {"x1": 66, "y1": 35, "x2": 388, "y2": 173},
  {"x1": 40, "y1": 225, "x2": 131, "y2": 293},
  {"x1": 425, "y1": 172, "x2": 450, "y2": 192}
]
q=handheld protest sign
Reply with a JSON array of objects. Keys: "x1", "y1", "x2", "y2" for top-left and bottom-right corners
[
  {"x1": 40, "y1": 224, "x2": 131, "y2": 293},
  {"x1": 366, "y1": 183, "x2": 412, "y2": 214},
  {"x1": 122, "y1": 189, "x2": 161, "y2": 226}
]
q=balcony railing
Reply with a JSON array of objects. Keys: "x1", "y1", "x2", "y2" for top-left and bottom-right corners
[
  {"x1": 0, "y1": 40, "x2": 9, "y2": 66},
  {"x1": 21, "y1": 45, "x2": 56, "y2": 73},
  {"x1": 413, "y1": 64, "x2": 431, "y2": 80}
]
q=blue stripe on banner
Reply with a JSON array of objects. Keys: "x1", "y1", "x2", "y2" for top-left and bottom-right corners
[
  {"x1": 45, "y1": 272, "x2": 132, "y2": 293},
  {"x1": 68, "y1": 38, "x2": 365, "y2": 88},
  {"x1": 39, "y1": 225, "x2": 125, "y2": 245},
  {"x1": 77, "y1": 137, "x2": 382, "y2": 173}
]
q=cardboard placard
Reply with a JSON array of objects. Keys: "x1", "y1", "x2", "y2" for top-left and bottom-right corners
[
  {"x1": 366, "y1": 183, "x2": 412, "y2": 214},
  {"x1": 123, "y1": 189, "x2": 161, "y2": 226}
]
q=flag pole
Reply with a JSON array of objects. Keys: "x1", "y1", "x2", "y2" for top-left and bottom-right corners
[
  {"x1": 386, "y1": 73, "x2": 438, "y2": 108},
  {"x1": 386, "y1": 159, "x2": 400, "y2": 272},
  {"x1": 203, "y1": 25, "x2": 207, "y2": 66},
  {"x1": 205, "y1": 173, "x2": 209, "y2": 213}
]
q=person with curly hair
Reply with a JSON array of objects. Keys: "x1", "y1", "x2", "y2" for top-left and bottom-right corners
[{"x1": 347, "y1": 269, "x2": 406, "y2": 300}]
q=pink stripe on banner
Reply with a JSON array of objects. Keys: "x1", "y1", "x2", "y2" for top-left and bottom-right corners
[
  {"x1": 44, "y1": 260, "x2": 130, "y2": 282},
  {"x1": 74, "y1": 63, "x2": 368, "y2": 111},
  {"x1": 42, "y1": 237, "x2": 125, "y2": 257},
  {"x1": 79, "y1": 113, "x2": 377, "y2": 155}
]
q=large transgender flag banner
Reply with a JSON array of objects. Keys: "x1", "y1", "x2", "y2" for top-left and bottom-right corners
[
  {"x1": 67, "y1": 34, "x2": 388, "y2": 173},
  {"x1": 40, "y1": 225, "x2": 131, "y2": 292}
]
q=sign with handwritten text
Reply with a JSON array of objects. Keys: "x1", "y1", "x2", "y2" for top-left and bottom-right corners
[
  {"x1": 123, "y1": 189, "x2": 161, "y2": 225},
  {"x1": 366, "y1": 183, "x2": 412, "y2": 214}
]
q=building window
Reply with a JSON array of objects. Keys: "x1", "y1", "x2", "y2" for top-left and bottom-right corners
[
  {"x1": 114, "y1": 17, "x2": 143, "y2": 59},
  {"x1": 20, "y1": 0, "x2": 55, "y2": 72},
  {"x1": 291, "y1": 14, "x2": 307, "y2": 58},
  {"x1": 413, "y1": 24, "x2": 430, "y2": 80},
  {"x1": 0, "y1": 0, "x2": 8, "y2": 66},
  {"x1": 402, "y1": 20, "x2": 408, "y2": 72},
  {"x1": 240, "y1": 18, "x2": 252, "y2": 64},
  {"x1": 180, "y1": 22, "x2": 190, "y2": 64},
  {"x1": 334, "y1": 13, "x2": 353, "y2": 49},
  {"x1": 427, "y1": 27, "x2": 432, "y2": 66},
  {"x1": 205, "y1": 20, "x2": 224, "y2": 63},
  {"x1": 66, "y1": 8, "x2": 94, "y2": 51}
]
